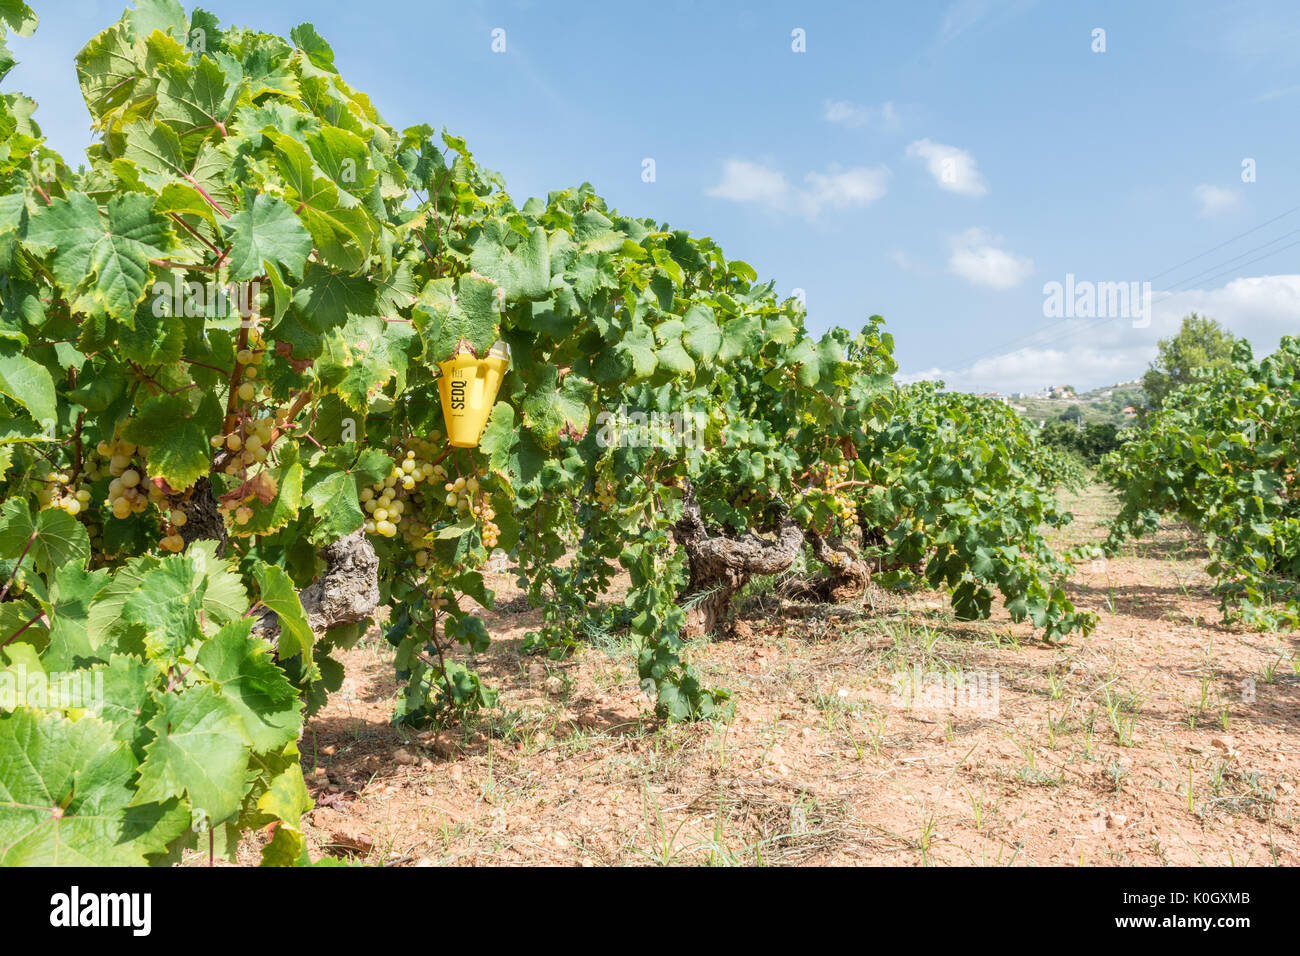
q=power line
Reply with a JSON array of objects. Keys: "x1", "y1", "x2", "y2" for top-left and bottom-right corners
[
  {"x1": 1155, "y1": 237, "x2": 1300, "y2": 303},
  {"x1": 1159, "y1": 226, "x2": 1300, "y2": 293},
  {"x1": 1145, "y1": 203, "x2": 1300, "y2": 282},
  {"x1": 940, "y1": 204, "x2": 1300, "y2": 377}
]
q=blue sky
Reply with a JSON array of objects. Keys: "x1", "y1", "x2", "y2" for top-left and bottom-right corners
[{"x1": 9, "y1": 0, "x2": 1300, "y2": 392}]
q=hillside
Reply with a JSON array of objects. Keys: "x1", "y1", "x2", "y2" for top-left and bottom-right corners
[{"x1": 1006, "y1": 382, "x2": 1146, "y2": 428}]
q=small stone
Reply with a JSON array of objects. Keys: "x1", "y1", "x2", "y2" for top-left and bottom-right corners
[
  {"x1": 329, "y1": 825, "x2": 374, "y2": 856},
  {"x1": 393, "y1": 748, "x2": 417, "y2": 765},
  {"x1": 545, "y1": 676, "x2": 565, "y2": 696},
  {"x1": 449, "y1": 764, "x2": 464, "y2": 783}
]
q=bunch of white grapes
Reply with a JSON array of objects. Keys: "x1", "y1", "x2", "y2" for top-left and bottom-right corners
[
  {"x1": 357, "y1": 437, "x2": 500, "y2": 565},
  {"x1": 361, "y1": 446, "x2": 445, "y2": 541},
  {"x1": 38, "y1": 470, "x2": 90, "y2": 515},
  {"x1": 822, "y1": 461, "x2": 859, "y2": 527},
  {"x1": 94, "y1": 438, "x2": 161, "y2": 521}
]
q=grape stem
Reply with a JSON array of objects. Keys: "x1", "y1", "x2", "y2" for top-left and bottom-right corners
[
  {"x1": 0, "y1": 527, "x2": 39, "y2": 603},
  {"x1": 0, "y1": 611, "x2": 47, "y2": 649},
  {"x1": 184, "y1": 175, "x2": 231, "y2": 219},
  {"x1": 168, "y1": 213, "x2": 227, "y2": 262}
]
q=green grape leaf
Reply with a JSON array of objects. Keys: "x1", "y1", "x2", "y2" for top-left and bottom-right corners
[
  {"x1": 223, "y1": 191, "x2": 313, "y2": 281},
  {"x1": 415, "y1": 273, "x2": 501, "y2": 361},
  {"x1": 302, "y1": 467, "x2": 364, "y2": 545},
  {"x1": 681, "y1": 303, "x2": 721, "y2": 362},
  {"x1": 121, "y1": 393, "x2": 212, "y2": 491},
  {"x1": 0, "y1": 340, "x2": 55, "y2": 428},
  {"x1": 120, "y1": 119, "x2": 188, "y2": 189},
  {"x1": 270, "y1": 132, "x2": 374, "y2": 272},
  {"x1": 24, "y1": 192, "x2": 173, "y2": 324},
  {"x1": 133, "y1": 683, "x2": 251, "y2": 825},
  {"x1": 0, "y1": 498, "x2": 90, "y2": 577},
  {"x1": 292, "y1": 263, "x2": 377, "y2": 333},
  {"x1": 240, "y1": 456, "x2": 303, "y2": 536},
  {"x1": 91, "y1": 653, "x2": 163, "y2": 759},
  {"x1": 194, "y1": 619, "x2": 302, "y2": 752},
  {"x1": 289, "y1": 22, "x2": 337, "y2": 72},
  {"x1": 520, "y1": 367, "x2": 593, "y2": 448},
  {"x1": 155, "y1": 53, "x2": 244, "y2": 147},
  {"x1": 469, "y1": 222, "x2": 550, "y2": 302},
  {"x1": 252, "y1": 562, "x2": 313, "y2": 662},
  {"x1": 479, "y1": 402, "x2": 516, "y2": 473},
  {"x1": 36, "y1": 565, "x2": 111, "y2": 670},
  {"x1": 256, "y1": 757, "x2": 311, "y2": 866},
  {"x1": 0, "y1": 710, "x2": 188, "y2": 866},
  {"x1": 185, "y1": 540, "x2": 250, "y2": 625},
  {"x1": 122, "y1": 557, "x2": 208, "y2": 658}
]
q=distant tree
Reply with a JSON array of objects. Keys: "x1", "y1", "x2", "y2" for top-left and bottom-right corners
[
  {"x1": 1142, "y1": 314, "x2": 1238, "y2": 409},
  {"x1": 1037, "y1": 420, "x2": 1120, "y2": 465},
  {"x1": 1059, "y1": 404, "x2": 1084, "y2": 424}
]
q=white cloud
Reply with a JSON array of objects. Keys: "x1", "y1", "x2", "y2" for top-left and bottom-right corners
[
  {"x1": 889, "y1": 249, "x2": 919, "y2": 272},
  {"x1": 706, "y1": 159, "x2": 889, "y2": 217},
  {"x1": 907, "y1": 139, "x2": 988, "y2": 197},
  {"x1": 1194, "y1": 183, "x2": 1240, "y2": 217},
  {"x1": 823, "y1": 99, "x2": 899, "y2": 129},
  {"x1": 947, "y1": 227, "x2": 1033, "y2": 289},
  {"x1": 898, "y1": 273, "x2": 1300, "y2": 394},
  {"x1": 800, "y1": 165, "x2": 890, "y2": 215},
  {"x1": 705, "y1": 160, "x2": 789, "y2": 206}
]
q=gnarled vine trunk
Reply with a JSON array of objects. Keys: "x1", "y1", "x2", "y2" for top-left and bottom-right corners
[
  {"x1": 181, "y1": 479, "x2": 380, "y2": 637},
  {"x1": 804, "y1": 530, "x2": 873, "y2": 602},
  {"x1": 673, "y1": 488, "x2": 805, "y2": 637}
]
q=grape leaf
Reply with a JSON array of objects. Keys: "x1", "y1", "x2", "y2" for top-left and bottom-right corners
[
  {"x1": 252, "y1": 562, "x2": 313, "y2": 662},
  {"x1": 520, "y1": 366, "x2": 594, "y2": 448},
  {"x1": 194, "y1": 619, "x2": 302, "y2": 751},
  {"x1": 121, "y1": 393, "x2": 212, "y2": 491},
  {"x1": 0, "y1": 498, "x2": 89, "y2": 577},
  {"x1": 24, "y1": 192, "x2": 173, "y2": 324},
  {"x1": 0, "y1": 340, "x2": 55, "y2": 428},
  {"x1": 0, "y1": 709, "x2": 186, "y2": 865},
  {"x1": 302, "y1": 467, "x2": 364, "y2": 545},
  {"x1": 133, "y1": 683, "x2": 251, "y2": 825},
  {"x1": 469, "y1": 221, "x2": 550, "y2": 302},
  {"x1": 223, "y1": 191, "x2": 313, "y2": 281},
  {"x1": 415, "y1": 272, "x2": 501, "y2": 361},
  {"x1": 122, "y1": 557, "x2": 208, "y2": 657}
]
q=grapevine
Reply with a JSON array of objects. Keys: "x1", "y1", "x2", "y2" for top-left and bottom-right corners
[
  {"x1": 0, "y1": 0, "x2": 1099, "y2": 863},
  {"x1": 1102, "y1": 337, "x2": 1300, "y2": 628}
]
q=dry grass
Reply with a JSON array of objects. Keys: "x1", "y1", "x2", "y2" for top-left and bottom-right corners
[{"x1": 234, "y1": 480, "x2": 1299, "y2": 867}]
